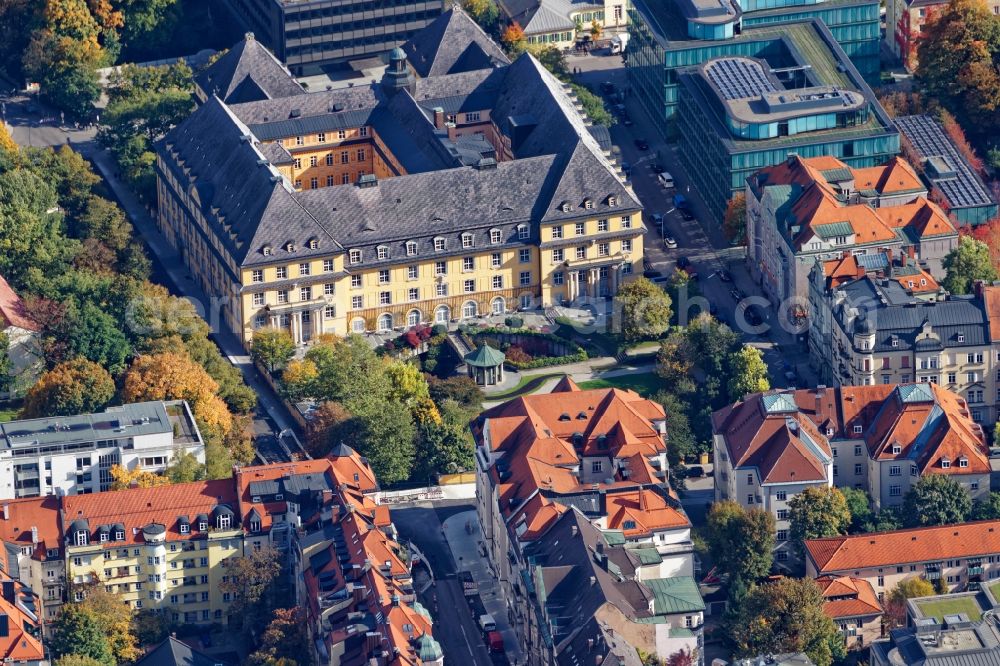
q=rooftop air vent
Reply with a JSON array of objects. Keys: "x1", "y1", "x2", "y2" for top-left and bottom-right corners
[{"x1": 289, "y1": 109, "x2": 302, "y2": 118}]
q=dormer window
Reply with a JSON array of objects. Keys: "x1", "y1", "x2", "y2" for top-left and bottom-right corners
[
  {"x1": 308, "y1": 238, "x2": 319, "y2": 249},
  {"x1": 262, "y1": 245, "x2": 272, "y2": 256},
  {"x1": 892, "y1": 444, "x2": 902, "y2": 454},
  {"x1": 607, "y1": 196, "x2": 618, "y2": 207},
  {"x1": 405, "y1": 241, "x2": 418, "y2": 256},
  {"x1": 179, "y1": 524, "x2": 190, "y2": 534},
  {"x1": 198, "y1": 521, "x2": 208, "y2": 531},
  {"x1": 75, "y1": 531, "x2": 88, "y2": 546},
  {"x1": 959, "y1": 457, "x2": 969, "y2": 468},
  {"x1": 920, "y1": 278, "x2": 927, "y2": 286},
  {"x1": 461, "y1": 233, "x2": 474, "y2": 249},
  {"x1": 584, "y1": 199, "x2": 594, "y2": 210},
  {"x1": 377, "y1": 245, "x2": 389, "y2": 260},
  {"x1": 115, "y1": 530, "x2": 124, "y2": 541},
  {"x1": 217, "y1": 515, "x2": 232, "y2": 529},
  {"x1": 434, "y1": 237, "x2": 446, "y2": 251},
  {"x1": 490, "y1": 228, "x2": 502, "y2": 244},
  {"x1": 853, "y1": 425, "x2": 863, "y2": 434},
  {"x1": 518, "y1": 224, "x2": 529, "y2": 240},
  {"x1": 349, "y1": 249, "x2": 362, "y2": 264},
  {"x1": 561, "y1": 202, "x2": 572, "y2": 213},
  {"x1": 623, "y1": 520, "x2": 636, "y2": 530},
  {"x1": 285, "y1": 242, "x2": 295, "y2": 253},
  {"x1": 891, "y1": 338, "x2": 898, "y2": 348},
  {"x1": 826, "y1": 427, "x2": 835, "y2": 437},
  {"x1": 908, "y1": 281, "x2": 915, "y2": 288},
  {"x1": 957, "y1": 333, "x2": 965, "y2": 342},
  {"x1": 252, "y1": 496, "x2": 261, "y2": 504},
  {"x1": 275, "y1": 494, "x2": 283, "y2": 501},
  {"x1": 941, "y1": 457, "x2": 951, "y2": 468},
  {"x1": 99, "y1": 532, "x2": 108, "y2": 543},
  {"x1": 250, "y1": 520, "x2": 261, "y2": 532}
]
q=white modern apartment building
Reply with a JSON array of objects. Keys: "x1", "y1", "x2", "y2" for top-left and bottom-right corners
[{"x1": 0, "y1": 401, "x2": 204, "y2": 499}]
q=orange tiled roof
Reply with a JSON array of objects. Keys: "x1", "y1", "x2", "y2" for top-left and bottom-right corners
[
  {"x1": 0, "y1": 496, "x2": 62, "y2": 559},
  {"x1": 874, "y1": 199, "x2": 956, "y2": 238},
  {"x1": 853, "y1": 157, "x2": 923, "y2": 195},
  {"x1": 62, "y1": 478, "x2": 238, "y2": 545},
  {"x1": 806, "y1": 520, "x2": 1000, "y2": 573},
  {"x1": 816, "y1": 575, "x2": 883, "y2": 619},
  {"x1": 604, "y1": 489, "x2": 689, "y2": 536},
  {"x1": 985, "y1": 285, "x2": 1000, "y2": 343},
  {"x1": 0, "y1": 575, "x2": 43, "y2": 662}
]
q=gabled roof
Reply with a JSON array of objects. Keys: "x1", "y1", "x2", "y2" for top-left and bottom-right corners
[
  {"x1": 0, "y1": 274, "x2": 38, "y2": 332},
  {"x1": 806, "y1": 520, "x2": 1000, "y2": 573},
  {"x1": 134, "y1": 636, "x2": 232, "y2": 666},
  {"x1": 816, "y1": 575, "x2": 883, "y2": 619},
  {"x1": 0, "y1": 575, "x2": 43, "y2": 663},
  {"x1": 402, "y1": 6, "x2": 510, "y2": 78},
  {"x1": 195, "y1": 33, "x2": 304, "y2": 103}
]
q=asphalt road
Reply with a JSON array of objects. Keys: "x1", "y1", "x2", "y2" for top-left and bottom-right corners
[{"x1": 392, "y1": 504, "x2": 496, "y2": 666}]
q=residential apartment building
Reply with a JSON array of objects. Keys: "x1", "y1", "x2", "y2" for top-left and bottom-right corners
[
  {"x1": 218, "y1": 0, "x2": 446, "y2": 74},
  {"x1": 157, "y1": 29, "x2": 642, "y2": 348},
  {"x1": 0, "y1": 496, "x2": 64, "y2": 622},
  {"x1": 497, "y1": 0, "x2": 628, "y2": 50},
  {"x1": 886, "y1": 0, "x2": 1000, "y2": 71},
  {"x1": 805, "y1": 519, "x2": 1000, "y2": 599},
  {"x1": 816, "y1": 575, "x2": 884, "y2": 650},
  {"x1": 810, "y1": 278, "x2": 1000, "y2": 424},
  {"x1": 713, "y1": 384, "x2": 990, "y2": 562},
  {"x1": 474, "y1": 378, "x2": 703, "y2": 665},
  {"x1": 746, "y1": 154, "x2": 957, "y2": 309},
  {"x1": 0, "y1": 575, "x2": 44, "y2": 665},
  {"x1": 0, "y1": 401, "x2": 204, "y2": 500}
]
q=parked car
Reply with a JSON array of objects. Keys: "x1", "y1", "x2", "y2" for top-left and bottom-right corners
[
  {"x1": 479, "y1": 614, "x2": 497, "y2": 632},
  {"x1": 687, "y1": 465, "x2": 705, "y2": 478},
  {"x1": 488, "y1": 631, "x2": 505, "y2": 653},
  {"x1": 600, "y1": 81, "x2": 616, "y2": 95},
  {"x1": 634, "y1": 138, "x2": 649, "y2": 150},
  {"x1": 621, "y1": 114, "x2": 634, "y2": 126},
  {"x1": 657, "y1": 172, "x2": 675, "y2": 189},
  {"x1": 664, "y1": 236, "x2": 677, "y2": 249},
  {"x1": 649, "y1": 212, "x2": 664, "y2": 231},
  {"x1": 643, "y1": 268, "x2": 664, "y2": 279}
]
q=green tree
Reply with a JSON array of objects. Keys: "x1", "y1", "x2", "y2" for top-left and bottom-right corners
[
  {"x1": 49, "y1": 605, "x2": 114, "y2": 666},
  {"x1": 707, "y1": 501, "x2": 775, "y2": 582},
  {"x1": 220, "y1": 546, "x2": 285, "y2": 635},
  {"x1": 726, "y1": 345, "x2": 770, "y2": 401},
  {"x1": 55, "y1": 656, "x2": 106, "y2": 666},
  {"x1": 0, "y1": 332, "x2": 11, "y2": 393},
  {"x1": 727, "y1": 578, "x2": 844, "y2": 666},
  {"x1": 66, "y1": 302, "x2": 131, "y2": 373},
  {"x1": 885, "y1": 577, "x2": 936, "y2": 627},
  {"x1": 528, "y1": 45, "x2": 569, "y2": 79},
  {"x1": 21, "y1": 358, "x2": 115, "y2": 417},
  {"x1": 115, "y1": 0, "x2": 181, "y2": 51},
  {"x1": 903, "y1": 474, "x2": 972, "y2": 527},
  {"x1": 345, "y1": 399, "x2": 416, "y2": 484},
  {"x1": 942, "y1": 236, "x2": 998, "y2": 295},
  {"x1": 865, "y1": 505, "x2": 905, "y2": 533},
  {"x1": 840, "y1": 487, "x2": 873, "y2": 533},
  {"x1": 461, "y1": 0, "x2": 499, "y2": 34},
  {"x1": 414, "y1": 420, "x2": 474, "y2": 480},
  {"x1": 248, "y1": 607, "x2": 313, "y2": 666},
  {"x1": 251, "y1": 329, "x2": 296, "y2": 373},
  {"x1": 654, "y1": 390, "x2": 696, "y2": 467},
  {"x1": 130, "y1": 608, "x2": 173, "y2": 646},
  {"x1": 616, "y1": 277, "x2": 673, "y2": 341},
  {"x1": 427, "y1": 375, "x2": 482, "y2": 409},
  {"x1": 970, "y1": 492, "x2": 1000, "y2": 520},
  {"x1": 165, "y1": 448, "x2": 205, "y2": 483},
  {"x1": 788, "y1": 487, "x2": 851, "y2": 559},
  {"x1": 570, "y1": 83, "x2": 613, "y2": 126}
]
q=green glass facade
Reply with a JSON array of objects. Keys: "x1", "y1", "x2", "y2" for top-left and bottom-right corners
[{"x1": 626, "y1": 0, "x2": 881, "y2": 138}]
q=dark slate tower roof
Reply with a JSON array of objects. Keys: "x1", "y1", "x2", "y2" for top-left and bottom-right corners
[
  {"x1": 195, "y1": 33, "x2": 305, "y2": 104},
  {"x1": 402, "y1": 6, "x2": 511, "y2": 78}
]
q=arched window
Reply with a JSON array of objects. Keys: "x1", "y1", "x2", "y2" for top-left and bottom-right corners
[
  {"x1": 491, "y1": 297, "x2": 505, "y2": 315},
  {"x1": 462, "y1": 301, "x2": 478, "y2": 319},
  {"x1": 377, "y1": 313, "x2": 393, "y2": 331},
  {"x1": 351, "y1": 317, "x2": 366, "y2": 333},
  {"x1": 407, "y1": 310, "x2": 421, "y2": 327},
  {"x1": 435, "y1": 305, "x2": 450, "y2": 324}
]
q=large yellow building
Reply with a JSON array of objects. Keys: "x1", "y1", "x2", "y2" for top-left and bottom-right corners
[{"x1": 157, "y1": 21, "x2": 641, "y2": 347}]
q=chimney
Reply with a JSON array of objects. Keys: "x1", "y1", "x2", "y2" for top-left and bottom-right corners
[
  {"x1": 391, "y1": 594, "x2": 400, "y2": 607},
  {"x1": 589, "y1": 575, "x2": 597, "y2": 586},
  {"x1": 638, "y1": 490, "x2": 647, "y2": 512},
  {"x1": 907, "y1": 245, "x2": 916, "y2": 260},
  {"x1": 30, "y1": 526, "x2": 38, "y2": 544},
  {"x1": 433, "y1": 107, "x2": 445, "y2": 129},
  {"x1": 884, "y1": 248, "x2": 892, "y2": 267},
  {"x1": 571, "y1": 525, "x2": 578, "y2": 537}
]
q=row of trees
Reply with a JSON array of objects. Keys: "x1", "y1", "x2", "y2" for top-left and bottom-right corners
[
  {"x1": 253, "y1": 332, "x2": 480, "y2": 484},
  {"x1": 0, "y1": 129, "x2": 255, "y2": 480}
]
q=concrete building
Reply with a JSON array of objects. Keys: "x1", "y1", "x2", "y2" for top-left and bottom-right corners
[
  {"x1": 894, "y1": 115, "x2": 999, "y2": 227},
  {"x1": 497, "y1": 0, "x2": 628, "y2": 50},
  {"x1": 157, "y1": 29, "x2": 641, "y2": 348},
  {"x1": 218, "y1": 0, "x2": 446, "y2": 75},
  {"x1": 746, "y1": 154, "x2": 957, "y2": 309},
  {"x1": 816, "y1": 575, "x2": 884, "y2": 650},
  {"x1": 627, "y1": 0, "x2": 883, "y2": 136},
  {"x1": 713, "y1": 383, "x2": 991, "y2": 562},
  {"x1": 0, "y1": 401, "x2": 204, "y2": 500},
  {"x1": 473, "y1": 378, "x2": 702, "y2": 665},
  {"x1": 806, "y1": 519, "x2": 1000, "y2": 601},
  {"x1": 886, "y1": 0, "x2": 1000, "y2": 71},
  {"x1": 810, "y1": 278, "x2": 1000, "y2": 424},
  {"x1": 0, "y1": 274, "x2": 41, "y2": 400}
]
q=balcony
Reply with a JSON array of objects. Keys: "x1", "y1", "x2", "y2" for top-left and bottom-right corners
[{"x1": 967, "y1": 566, "x2": 984, "y2": 576}]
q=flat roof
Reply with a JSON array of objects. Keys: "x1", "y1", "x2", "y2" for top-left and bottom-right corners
[
  {"x1": 676, "y1": 0, "x2": 741, "y2": 24},
  {"x1": 0, "y1": 401, "x2": 188, "y2": 450}
]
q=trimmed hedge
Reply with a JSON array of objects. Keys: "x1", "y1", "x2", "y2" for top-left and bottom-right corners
[{"x1": 472, "y1": 327, "x2": 587, "y2": 369}]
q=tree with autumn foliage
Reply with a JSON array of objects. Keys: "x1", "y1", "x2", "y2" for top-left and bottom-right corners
[
  {"x1": 248, "y1": 607, "x2": 313, "y2": 666},
  {"x1": 121, "y1": 352, "x2": 232, "y2": 432},
  {"x1": 723, "y1": 192, "x2": 747, "y2": 245},
  {"x1": 109, "y1": 464, "x2": 169, "y2": 490},
  {"x1": 960, "y1": 216, "x2": 1000, "y2": 273},
  {"x1": 501, "y1": 21, "x2": 527, "y2": 54},
  {"x1": 885, "y1": 577, "x2": 936, "y2": 627},
  {"x1": 220, "y1": 546, "x2": 287, "y2": 636},
  {"x1": 21, "y1": 358, "x2": 115, "y2": 418},
  {"x1": 51, "y1": 584, "x2": 139, "y2": 666}
]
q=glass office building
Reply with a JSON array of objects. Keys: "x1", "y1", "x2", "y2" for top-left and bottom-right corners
[
  {"x1": 669, "y1": 21, "x2": 898, "y2": 220},
  {"x1": 627, "y1": 0, "x2": 880, "y2": 137}
]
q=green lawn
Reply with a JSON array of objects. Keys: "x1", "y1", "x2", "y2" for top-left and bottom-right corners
[
  {"x1": 578, "y1": 372, "x2": 662, "y2": 397},
  {"x1": 485, "y1": 373, "x2": 566, "y2": 400},
  {"x1": 912, "y1": 597, "x2": 983, "y2": 622},
  {"x1": 990, "y1": 581, "x2": 1000, "y2": 602},
  {"x1": 0, "y1": 409, "x2": 17, "y2": 423}
]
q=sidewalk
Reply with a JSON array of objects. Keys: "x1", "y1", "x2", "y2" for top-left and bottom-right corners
[
  {"x1": 441, "y1": 510, "x2": 524, "y2": 664},
  {"x1": 76, "y1": 140, "x2": 299, "y2": 435}
]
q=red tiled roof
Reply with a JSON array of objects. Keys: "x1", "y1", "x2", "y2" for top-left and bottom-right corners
[
  {"x1": 0, "y1": 496, "x2": 62, "y2": 559},
  {"x1": 806, "y1": 520, "x2": 1000, "y2": 573},
  {"x1": 604, "y1": 489, "x2": 689, "y2": 536},
  {"x1": 0, "y1": 274, "x2": 38, "y2": 332},
  {"x1": 983, "y1": 285, "x2": 1000, "y2": 343},
  {"x1": 816, "y1": 575, "x2": 883, "y2": 619},
  {"x1": 0, "y1": 575, "x2": 43, "y2": 662}
]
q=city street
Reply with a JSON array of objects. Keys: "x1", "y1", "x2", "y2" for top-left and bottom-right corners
[{"x1": 567, "y1": 51, "x2": 816, "y2": 387}]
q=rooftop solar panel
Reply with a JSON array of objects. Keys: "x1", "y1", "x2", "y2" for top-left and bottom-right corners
[
  {"x1": 705, "y1": 58, "x2": 778, "y2": 101},
  {"x1": 894, "y1": 115, "x2": 995, "y2": 209}
]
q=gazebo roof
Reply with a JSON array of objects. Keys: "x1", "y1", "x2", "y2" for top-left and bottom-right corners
[{"x1": 464, "y1": 343, "x2": 505, "y2": 368}]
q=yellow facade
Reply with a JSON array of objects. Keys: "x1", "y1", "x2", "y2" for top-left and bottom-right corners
[{"x1": 65, "y1": 528, "x2": 244, "y2": 624}]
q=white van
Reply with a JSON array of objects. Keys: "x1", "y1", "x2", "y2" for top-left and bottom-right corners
[
  {"x1": 658, "y1": 172, "x2": 675, "y2": 189},
  {"x1": 479, "y1": 614, "x2": 497, "y2": 632}
]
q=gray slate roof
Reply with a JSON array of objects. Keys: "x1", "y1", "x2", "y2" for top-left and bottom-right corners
[
  {"x1": 403, "y1": 6, "x2": 510, "y2": 78},
  {"x1": 135, "y1": 637, "x2": 234, "y2": 666},
  {"x1": 161, "y1": 49, "x2": 637, "y2": 268},
  {"x1": 195, "y1": 34, "x2": 304, "y2": 104}
]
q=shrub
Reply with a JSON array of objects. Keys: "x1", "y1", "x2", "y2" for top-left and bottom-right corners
[
  {"x1": 431, "y1": 324, "x2": 448, "y2": 337},
  {"x1": 504, "y1": 345, "x2": 533, "y2": 364},
  {"x1": 504, "y1": 316, "x2": 524, "y2": 328}
]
